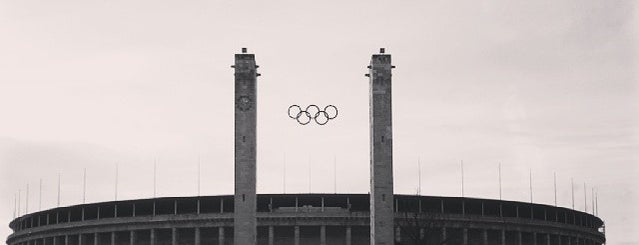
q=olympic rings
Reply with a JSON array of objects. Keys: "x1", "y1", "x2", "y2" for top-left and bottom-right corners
[{"x1": 288, "y1": 104, "x2": 338, "y2": 125}]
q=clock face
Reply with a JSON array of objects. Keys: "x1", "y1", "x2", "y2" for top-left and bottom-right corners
[{"x1": 237, "y1": 96, "x2": 252, "y2": 111}]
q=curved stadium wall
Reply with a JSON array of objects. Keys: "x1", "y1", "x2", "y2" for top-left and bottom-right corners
[{"x1": 7, "y1": 194, "x2": 604, "y2": 245}]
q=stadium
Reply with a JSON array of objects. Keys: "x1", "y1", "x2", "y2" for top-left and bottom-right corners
[
  {"x1": 7, "y1": 194, "x2": 605, "y2": 245},
  {"x1": 6, "y1": 49, "x2": 605, "y2": 245}
]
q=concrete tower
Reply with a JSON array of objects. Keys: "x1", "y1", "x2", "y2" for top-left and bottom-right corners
[
  {"x1": 233, "y1": 48, "x2": 258, "y2": 245},
  {"x1": 368, "y1": 48, "x2": 395, "y2": 245}
]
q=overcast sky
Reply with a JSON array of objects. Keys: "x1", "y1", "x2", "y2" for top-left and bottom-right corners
[{"x1": 1, "y1": 0, "x2": 637, "y2": 244}]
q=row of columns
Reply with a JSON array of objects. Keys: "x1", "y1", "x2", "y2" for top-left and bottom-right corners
[
  {"x1": 393, "y1": 227, "x2": 599, "y2": 245},
  {"x1": 13, "y1": 226, "x2": 599, "y2": 245},
  {"x1": 12, "y1": 226, "x2": 353, "y2": 245}
]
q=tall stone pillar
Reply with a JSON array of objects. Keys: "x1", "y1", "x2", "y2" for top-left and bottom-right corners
[
  {"x1": 233, "y1": 47, "x2": 259, "y2": 245},
  {"x1": 93, "y1": 233, "x2": 98, "y2": 245},
  {"x1": 346, "y1": 226, "x2": 352, "y2": 245},
  {"x1": 368, "y1": 48, "x2": 395, "y2": 245},
  {"x1": 110, "y1": 232, "x2": 115, "y2": 245}
]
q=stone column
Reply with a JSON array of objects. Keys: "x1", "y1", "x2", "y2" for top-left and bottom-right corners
[
  {"x1": 320, "y1": 226, "x2": 326, "y2": 245},
  {"x1": 482, "y1": 229, "x2": 488, "y2": 245},
  {"x1": 93, "y1": 233, "x2": 98, "y2": 245},
  {"x1": 218, "y1": 227, "x2": 225, "y2": 245},
  {"x1": 346, "y1": 226, "x2": 352, "y2": 245},
  {"x1": 533, "y1": 233, "x2": 537, "y2": 245},
  {"x1": 65, "y1": 235, "x2": 69, "y2": 245},
  {"x1": 78, "y1": 234, "x2": 82, "y2": 245},
  {"x1": 517, "y1": 231, "x2": 522, "y2": 245},
  {"x1": 129, "y1": 230, "x2": 136, "y2": 245},
  {"x1": 268, "y1": 226, "x2": 274, "y2": 245},
  {"x1": 53, "y1": 237, "x2": 57, "y2": 245},
  {"x1": 368, "y1": 48, "x2": 395, "y2": 245},
  {"x1": 171, "y1": 228, "x2": 177, "y2": 245},
  {"x1": 110, "y1": 232, "x2": 115, "y2": 245},
  {"x1": 500, "y1": 230, "x2": 506, "y2": 245},
  {"x1": 294, "y1": 226, "x2": 300, "y2": 245},
  {"x1": 567, "y1": 236, "x2": 572, "y2": 245},
  {"x1": 150, "y1": 229, "x2": 156, "y2": 245},
  {"x1": 442, "y1": 227, "x2": 447, "y2": 245},
  {"x1": 463, "y1": 228, "x2": 468, "y2": 245},
  {"x1": 194, "y1": 227, "x2": 201, "y2": 245}
]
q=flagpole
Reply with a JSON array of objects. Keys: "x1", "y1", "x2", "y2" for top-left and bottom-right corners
[
  {"x1": 57, "y1": 173, "x2": 61, "y2": 207},
  {"x1": 418, "y1": 157, "x2": 422, "y2": 196},
  {"x1": 461, "y1": 160, "x2": 464, "y2": 197},
  {"x1": 39, "y1": 178, "x2": 42, "y2": 211},
  {"x1": 83, "y1": 168, "x2": 87, "y2": 204},
  {"x1": 571, "y1": 178, "x2": 574, "y2": 209},
  {"x1": 498, "y1": 163, "x2": 502, "y2": 200},
  {"x1": 553, "y1": 172, "x2": 557, "y2": 206},
  {"x1": 529, "y1": 169, "x2": 533, "y2": 203}
]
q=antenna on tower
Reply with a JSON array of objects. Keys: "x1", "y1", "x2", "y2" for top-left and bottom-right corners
[
  {"x1": 460, "y1": 160, "x2": 464, "y2": 197},
  {"x1": 417, "y1": 157, "x2": 422, "y2": 196},
  {"x1": 498, "y1": 163, "x2": 502, "y2": 200}
]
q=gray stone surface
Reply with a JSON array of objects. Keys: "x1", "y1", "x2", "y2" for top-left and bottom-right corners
[
  {"x1": 369, "y1": 51, "x2": 395, "y2": 245},
  {"x1": 233, "y1": 51, "x2": 258, "y2": 245}
]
